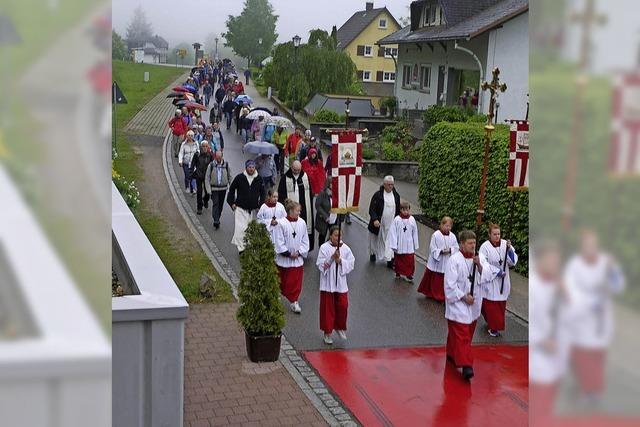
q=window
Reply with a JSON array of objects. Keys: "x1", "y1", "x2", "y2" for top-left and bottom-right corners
[
  {"x1": 420, "y1": 64, "x2": 432, "y2": 91},
  {"x1": 385, "y1": 47, "x2": 398, "y2": 58},
  {"x1": 423, "y1": 4, "x2": 440, "y2": 26},
  {"x1": 402, "y1": 65, "x2": 412, "y2": 87},
  {"x1": 383, "y1": 72, "x2": 396, "y2": 82},
  {"x1": 363, "y1": 71, "x2": 372, "y2": 81},
  {"x1": 364, "y1": 45, "x2": 373, "y2": 57},
  {"x1": 379, "y1": 19, "x2": 387, "y2": 28}
]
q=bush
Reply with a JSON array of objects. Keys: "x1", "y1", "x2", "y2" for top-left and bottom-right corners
[
  {"x1": 381, "y1": 120, "x2": 414, "y2": 150},
  {"x1": 381, "y1": 141, "x2": 404, "y2": 161},
  {"x1": 466, "y1": 113, "x2": 488, "y2": 123},
  {"x1": 313, "y1": 108, "x2": 343, "y2": 123},
  {"x1": 236, "y1": 221, "x2": 286, "y2": 336},
  {"x1": 423, "y1": 105, "x2": 469, "y2": 128},
  {"x1": 362, "y1": 146, "x2": 376, "y2": 160},
  {"x1": 418, "y1": 122, "x2": 528, "y2": 274}
]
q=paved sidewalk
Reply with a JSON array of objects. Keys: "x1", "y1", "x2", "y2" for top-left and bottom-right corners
[
  {"x1": 124, "y1": 73, "x2": 190, "y2": 137},
  {"x1": 184, "y1": 304, "x2": 327, "y2": 427}
]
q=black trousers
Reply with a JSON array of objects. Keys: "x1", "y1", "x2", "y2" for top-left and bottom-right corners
[
  {"x1": 275, "y1": 147, "x2": 284, "y2": 174},
  {"x1": 196, "y1": 178, "x2": 210, "y2": 211},
  {"x1": 210, "y1": 189, "x2": 227, "y2": 225}
]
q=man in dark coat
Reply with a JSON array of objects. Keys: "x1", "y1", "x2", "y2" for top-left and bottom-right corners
[
  {"x1": 368, "y1": 176, "x2": 401, "y2": 268},
  {"x1": 278, "y1": 160, "x2": 315, "y2": 251},
  {"x1": 227, "y1": 159, "x2": 265, "y2": 252},
  {"x1": 189, "y1": 141, "x2": 214, "y2": 215}
]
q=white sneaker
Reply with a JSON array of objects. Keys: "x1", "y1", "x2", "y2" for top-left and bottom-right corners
[
  {"x1": 291, "y1": 301, "x2": 301, "y2": 313},
  {"x1": 337, "y1": 330, "x2": 347, "y2": 340},
  {"x1": 323, "y1": 334, "x2": 333, "y2": 345}
]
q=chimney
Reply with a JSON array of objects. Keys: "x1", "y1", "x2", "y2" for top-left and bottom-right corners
[{"x1": 366, "y1": 2, "x2": 374, "y2": 11}]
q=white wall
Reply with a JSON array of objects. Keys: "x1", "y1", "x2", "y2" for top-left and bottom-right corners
[
  {"x1": 484, "y1": 12, "x2": 529, "y2": 121},
  {"x1": 395, "y1": 34, "x2": 489, "y2": 111}
]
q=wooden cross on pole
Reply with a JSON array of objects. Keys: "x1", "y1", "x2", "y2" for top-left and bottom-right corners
[
  {"x1": 345, "y1": 97, "x2": 351, "y2": 129},
  {"x1": 476, "y1": 68, "x2": 507, "y2": 227},
  {"x1": 570, "y1": 0, "x2": 606, "y2": 71}
]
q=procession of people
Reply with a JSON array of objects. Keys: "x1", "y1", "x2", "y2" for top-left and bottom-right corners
[{"x1": 165, "y1": 58, "x2": 528, "y2": 381}]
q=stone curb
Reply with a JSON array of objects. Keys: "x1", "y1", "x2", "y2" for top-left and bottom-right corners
[{"x1": 161, "y1": 131, "x2": 360, "y2": 427}]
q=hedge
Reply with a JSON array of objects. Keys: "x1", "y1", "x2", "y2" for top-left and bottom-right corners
[
  {"x1": 418, "y1": 121, "x2": 529, "y2": 274},
  {"x1": 313, "y1": 108, "x2": 344, "y2": 123},
  {"x1": 423, "y1": 105, "x2": 487, "y2": 129}
]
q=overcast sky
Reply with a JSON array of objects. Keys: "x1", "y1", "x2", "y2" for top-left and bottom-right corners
[{"x1": 112, "y1": 0, "x2": 409, "y2": 48}]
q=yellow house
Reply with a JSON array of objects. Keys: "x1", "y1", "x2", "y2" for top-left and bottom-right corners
[{"x1": 337, "y1": 2, "x2": 401, "y2": 108}]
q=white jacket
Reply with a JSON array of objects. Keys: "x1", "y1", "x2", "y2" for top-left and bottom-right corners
[
  {"x1": 387, "y1": 215, "x2": 419, "y2": 254},
  {"x1": 444, "y1": 251, "x2": 491, "y2": 324},
  {"x1": 274, "y1": 217, "x2": 309, "y2": 268},
  {"x1": 479, "y1": 240, "x2": 518, "y2": 301},
  {"x1": 178, "y1": 140, "x2": 199, "y2": 166},
  {"x1": 316, "y1": 241, "x2": 356, "y2": 293},
  {"x1": 426, "y1": 230, "x2": 459, "y2": 273}
]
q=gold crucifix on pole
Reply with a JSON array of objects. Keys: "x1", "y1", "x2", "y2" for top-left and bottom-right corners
[
  {"x1": 345, "y1": 97, "x2": 351, "y2": 129},
  {"x1": 476, "y1": 67, "x2": 507, "y2": 227}
]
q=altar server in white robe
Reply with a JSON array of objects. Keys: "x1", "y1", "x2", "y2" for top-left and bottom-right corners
[
  {"x1": 560, "y1": 229, "x2": 625, "y2": 404},
  {"x1": 479, "y1": 223, "x2": 518, "y2": 337},
  {"x1": 274, "y1": 200, "x2": 310, "y2": 313},
  {"x1": 316, "y1": 225, "x2": 356, "y2": 345},
  {"x1": 387, "y1": 201, "x2": 419, "y2": 282},
  {"x1": 444, "y1": 230, "x2": 491, "y2": 381},
  {"x1": 418, "y1": 216, "x2": 459, "y2": 301},
  {"x1": 256, "y1": 190, "x2": 286, "y2": 244},
  {"x1": 529, "y1": 240, "x2": 569, "y2": 425}
]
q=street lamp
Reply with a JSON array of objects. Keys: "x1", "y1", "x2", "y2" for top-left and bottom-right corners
[
  {"x1": 192, "y1": 42, "x2": 201, "y2": 66},
  {"x1": 214, "y1": 37, "x2": 219, "y2": 61},
  {"x1": 292, "y1": 35, "x2": 301, "y2": 119}
]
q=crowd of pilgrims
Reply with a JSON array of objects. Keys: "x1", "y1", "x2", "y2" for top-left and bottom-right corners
[{"x1": 166, "y1": 59, "x2": 531, "y2": 381}]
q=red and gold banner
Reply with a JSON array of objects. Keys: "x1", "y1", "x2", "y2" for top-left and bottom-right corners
[
  {"x1": 328, "y1": 130, "x2": 365, "y2": 213},
  {"x1": 506, "y1": 120, "x2": 529, "y2": 190}
]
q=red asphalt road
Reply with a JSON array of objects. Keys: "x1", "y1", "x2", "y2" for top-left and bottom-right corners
[{"x1": 305, "y1": 345, "x2": 528, "y2": 427}]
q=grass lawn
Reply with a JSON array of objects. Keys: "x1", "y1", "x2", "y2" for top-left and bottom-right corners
[{"x1": 113, "y1": 60, "x2": 234, "y2": 303}]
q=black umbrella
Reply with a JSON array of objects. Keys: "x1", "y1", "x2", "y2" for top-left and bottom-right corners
[
  {"x1": 166, "y1": 92, "x2": 185, "y2": 98},
  {"x1": 173, "y1": 99, "x2": 188, "y2": 107}
]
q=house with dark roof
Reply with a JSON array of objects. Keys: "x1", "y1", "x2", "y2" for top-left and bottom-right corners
[
  {"x1": 336, "y1": 2, "x2": 402, "y2": 108},
  {"x1": 378, "y1": 0, "x2": 528, "y2": 122},
  {"x1": 127, "y1": 35, "x2": 169, "y2": 64}
]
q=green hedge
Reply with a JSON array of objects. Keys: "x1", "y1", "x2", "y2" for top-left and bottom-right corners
[
  {"x1": 423, "y1": 105, "x2": 487, "y2": 129},
  {"x1": 418, "y1": 122, "x2": 529, "y2": 274},
  {"x1": 313, "y1": 108, "x2": 344, "y2": 123}
]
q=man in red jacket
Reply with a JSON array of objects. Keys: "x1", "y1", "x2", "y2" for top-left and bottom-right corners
[{"x1": 168, "y1": 109, "x2": 187, "y2": 158}]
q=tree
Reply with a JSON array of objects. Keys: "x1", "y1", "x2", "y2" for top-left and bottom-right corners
[
  {"x1": 125, "y1": 6, "x2": 153, "y2": 44},
  {"x1": 112, "y1": 30, "x2": 128, "y2": 60},
  {"x1": 308, "y1": 29, "x2": 329, "y2": 49},
  {"x1": 329, "y1": 25, "x2": 338, "y2": 50},
  {"x1": 236, "y1": 221, "x2": 285, "y2": 336},
  {"x1": 225, "y1": 0, "x2": 278, "y2": 67}
]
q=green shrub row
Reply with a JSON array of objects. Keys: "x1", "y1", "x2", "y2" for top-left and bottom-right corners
[
  {"x1": 418, "y1": 121, "x2": 529, "y2": 274},
  {"x1": 423, "y1": 105, "x2": 487, "y2": 129}
]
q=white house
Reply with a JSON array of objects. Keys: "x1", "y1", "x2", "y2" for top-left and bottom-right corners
[
  {"x1": 128, "y1": 35, "x2": 169, "y2": 64},
  {"x1": 378, "y1": 0, "x2": 529, "y2": 122}
]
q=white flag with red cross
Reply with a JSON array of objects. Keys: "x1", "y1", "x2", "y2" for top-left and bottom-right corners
[
  {"x1": 329, "y1": 130, "x2": 364, "y2": 213},
  {"x1": 609, "y1": 72, "x2": 640, "y2": 177},
  {"x1": 507, "y1": 119, "x2": 529, "y2": 190}
]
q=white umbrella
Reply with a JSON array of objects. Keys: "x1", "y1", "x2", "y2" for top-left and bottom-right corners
[
  {"x1": 266, "y1": 116, "x2": 294, "y2": 128},
  {"x1": 246, "y1": 110, "x2": 272, "y2": 120},
  {"x1": 243, "y1": 141, "x2": 279, "y2": 155}
]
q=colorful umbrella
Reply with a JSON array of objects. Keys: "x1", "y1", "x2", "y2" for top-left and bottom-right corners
[
  {"x1": 172, "y1": 87, "x2": 190, "y2": 93},
  {"x1": 246, "y1": 110, "x2": 271, "y2": 120},
  {"x1": 185, "y1": 102, "x2": 207, "y2": 111},
  {"x1": 266, "y1": 116, "x2": 294, "y2": 128}
]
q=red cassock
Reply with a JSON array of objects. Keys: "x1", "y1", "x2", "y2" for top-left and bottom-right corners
[
  {"x1": 446, "y1": 320, "x2": 477, "y2": 367},
  {"x1": 417, "y1": 268, "x2": 445, "y2": 301},
  {"x1": 481, "y1": 299, "x2": 507, "y2": 331},
  {"x1": 319, "y1": 291, "x2": 349, "y2": 334},
  {"x1": 394, "y1": 253, "x2": 415, "y2": 277},
  {"x1": 278, "y1": 266, "x2": 304, "y2": 303},
  {"x1": 571, "y1": 347, "x2": 606, "y2": 394}
]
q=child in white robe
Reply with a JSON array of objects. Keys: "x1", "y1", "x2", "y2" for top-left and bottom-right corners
[
  {"x1": 418, "y1": 216, "x2": 459, "y2": 301},
  {"x1": 256, "y1": 190, "x2": 286, "y2": 244},
  {"x1": 316, "y1": 225, "x2": 356, "y2": 345},
  {"x1": 387, "y1": 201, "x2": 419, "y2": 282},
  {"x1": 274, "y1": 200, "x2": 310, "y2": 313}
]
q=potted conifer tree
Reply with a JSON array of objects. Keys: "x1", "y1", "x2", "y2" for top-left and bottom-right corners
[{"x1": 237, "y1": 220, "x2": 286, "y2": 362}]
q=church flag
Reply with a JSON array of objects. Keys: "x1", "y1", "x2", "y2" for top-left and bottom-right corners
[
  {"x1": 609, "y1": 72, "x2": 640, "y2": 177},
  {"x1": 328, "y1": 130, "x2": 364, "y2": 213},
  {"x1": 506, "y1": 119, "x2": 529, "y2": 190}
]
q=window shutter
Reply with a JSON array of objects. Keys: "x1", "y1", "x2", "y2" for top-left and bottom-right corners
[
  {"x1": 376, "y1": 71, "x2": 384, "y2": 82},
  {"x1": 357, "y1": 45, "x2": 365, "y2": 56},
  {"x1": 378, "y1": 46, "x2": 385, "y2": 57},
  {"x1": 357, "y1": 70, "x2": 364, "y2": 80}
]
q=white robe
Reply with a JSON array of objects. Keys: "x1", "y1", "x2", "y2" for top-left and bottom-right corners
[
  {"x1": 231, "y1": 207, "x2": 256, "y2": 252},
  {"x1": 282, "y1": 173, "x2": 313, "y2": 235},
  {"x1": 316, "y1": 241, "x2": 356, "y2": 293},
  {"x1": 256, "y1": 202, "x2": 286, "y2": 243},
  {"x1": 369, "y1": 191, "x2": 397, "y2": 261},
  {"x1": 274, "y1": 217, "x2": 309, "y2": 268},
  {"x1": 560, "y1": 253, "x2": 625, "y2": 349},
  {"x1": 387, "y1": 216, "x2": 419, "y2": 255},
  {"x1": 479, "y1": 240, "x2": 519, "y2": 301},
  {"x1": 444, "y1": 251, "x2": 491, "y2": 324},
  {"x1": 426, "y1": 230, "x2": 459, "y2": 273},
  {"x1": 529, "y1": 270, "x2": 569, "y2": 384}
]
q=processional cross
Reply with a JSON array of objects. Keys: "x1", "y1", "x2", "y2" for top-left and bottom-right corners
[{"x1": 345, "y1": 97, "x2": 351, "y2": 129}]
